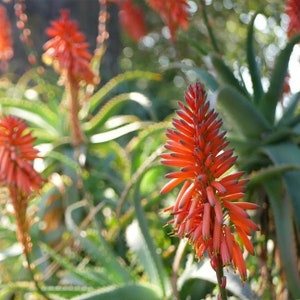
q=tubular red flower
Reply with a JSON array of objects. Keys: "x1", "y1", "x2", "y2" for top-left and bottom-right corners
[
  {"x1": 147, "y1": 0, "x2": 189, "y2": 42},
  {"x1": 43, "y1": 9, "x2": 95, "y2": 85},
  {"x1": 161, "y1": 83, "x2": 258, "y2": 281},
  {"x1": 0, "y1": 5, "x2": 14, "y2": 68},
  {"x1": 285, "y1": 0, "x2": 300, "y2": 39},
  {"x1": 0, "y1": 115, "x2": 43, "y2": 194},
  {"x1": 119, "y1": 0, "x2": 147, "y2": 41}
]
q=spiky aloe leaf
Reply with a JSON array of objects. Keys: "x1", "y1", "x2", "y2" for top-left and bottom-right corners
[
  {"x1": 89, "y1": 71, "x2": 161, "y2": 113},
  {"x1": 210, "y1": 54, "x2": 250, "y2": 98},
  {"x1": 259, "y1": 34, "x2": 300, "y2": 124},
  {"x1": 71, "y1": 284, "x2": 161, "y2": 300},
  {"x1": 132, "y1": 179, "x2": 170, "y2": 298},
  {"x1": 217, "y1": 86, "x2": 271, "y2": 139},
  {"x1": 41, "y1": 244, "x2": 109, "y2": 288},
  {"x1": 0, "y1": 98, "x2": 58, "y2": 132},
  {"x1": 246, "y1": 11, "x2": 263, "y2": 104},
  {"x1": 262, "y1": 142, "x2": 300, "y2": 231},
  {"x1": 277, "y1": 91, "x2": 300, "y2": 126},
  {"x1": 263, "y1": 177, "x2": 300, "y2": 299},
  {"x1": 84, "y1": 92, "x2": 152, "y2": 135},
  {"x1": 89, "y1": 121, "x2": 153, "y2": 144},
  {"x1": 65, "y1": 201, "x2": 134, "y2": 284}
]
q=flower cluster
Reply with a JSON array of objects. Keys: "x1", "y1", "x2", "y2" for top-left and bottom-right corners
[
  {"x1": 0, "y1": 115, "x2": 43, "y2": 254},
  {"x1": 285, "y1": 0, "x2": 300, "y2": 39},
  {"x1": 0, "y1": 5, "x2": 14, "y2": 69},
  {"x1": 161, "y1": 83, "x2": 258, "y2": 281},
  {"x1": 0, "y1": 116, "x2": 43, "y2": 194},
  {"x1": 119, "y1": 0, "x2": 147, "y2": 41},
  {"x1": 147, "y1": 0, "x2": 189, "y2": 41},
  {"x1": 43, "y1": 9, "x2": 95, "y2": 85}
]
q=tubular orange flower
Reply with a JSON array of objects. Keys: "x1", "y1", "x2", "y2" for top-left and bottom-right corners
[
  {"x1": 119, "y1": 0, "x2": 147, "y2": 41},
  {"x1": 285, "y1": 0, "x2": 300, "y2": 38},
  {"x1": 43, "y1": 9, "x2": 95, "y2": 85},
  {"x1": 0, "y1": 4, "x2": 14, "y2": 69},
  {"x1": 161, "y1": 83, "x2": 259, "y2": 282},
  {"x1": 0, "y1": 115, "x2": 43, "y2": 194},
  {"x1": 147, "y1": 0, "x2": 189, "y2": 42}
]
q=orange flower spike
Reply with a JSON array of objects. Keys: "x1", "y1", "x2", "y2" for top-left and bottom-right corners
[
  {"x1": 161, "y1": 83, "x2": 258, "y2": 282},
  {"x1": 147, "y1": 0, "x2": 189, "y2": 42},
  {"x1": 0, "y1": 5, "x2": 14, "y2": 69},
  {"x1": 119, "y1": 0, "x2": 147, "y2": 41},
  {"x1": 0, "y1": 116, "x2": 43, "y2": 194},
  {"x1": 43, "y1": 9, "x2": 95, "y2": 85},
  {"x1": 285, "y1": 0, "x2": 300, "y2": 38}
]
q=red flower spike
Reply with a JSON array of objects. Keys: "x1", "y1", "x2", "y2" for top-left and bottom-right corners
[
  {"x1": 147, "y1": 0, "x2": 189, "y2": 42},
  {"x1": 0, "y1": 5, "x2": 14, "y2": 69},
  {"x1": 119, "y1": 0, "x2": 147, "y2": 41},
  {"x1": 285, "y1": 0, "x2": 300, "y2": 39},
  {"x1": 161, "y1": 83, "x2": 258, "y2": 281},
  {"x1": 43, "y1": 9, "x2": 95, "y2": 85},
  {"x1": 0, "y1": 115, "x2": 43, "y2": 194}
]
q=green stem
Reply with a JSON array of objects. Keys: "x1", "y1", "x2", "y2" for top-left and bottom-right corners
[
  {"x1": 199, "y1": 0, "x2": 221, "y2": 54},
  {"x1": 216, "y1": 258, "x2": 227, "y2": 300}
]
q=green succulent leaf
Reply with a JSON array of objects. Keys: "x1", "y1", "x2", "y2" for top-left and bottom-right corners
[
  {"x1": 84, "y1": 92, "x2": 152, "y2": 135},
  {"x1": 132, "y1": 179, "x2": 170, "y2": 298},
  {"x1": 217, "y1": 86, "x2": 271, "y2": 139},
  {"x1": 278, "y1": 91, "x2": 300, "y2": 126},
  {"x1": 0, "y1": 98, "x2": 58, "y2": 132},
  {"x1": 263, "y1": 177, "x2": 300, "y2": 299},
  {"x1": 262, "y1": 142, "x2": 300, "y2": 231},
  {"x1": 65, "y1": 201, "x2": 134, "y2": 284},
  {"x1": 71, "y1": 283, "x2": 161, "y2": 300},
  {"x1": 89, "y1": 121, "x2": 152, "y2": 144},
  {"x1": 259, "y1": 34, "x2": 300, "y2": 124},
  {"x1": 41, "y1": 244, "x2": 105, "y2": 288},
  {"x1": 191, "y1": 67, "x2": 219, "y2": 91},
  {"x1": 210, "y1": 54, "x2": 249, "y2": 98},
  {"x1": 246, "y1": 11, "x2": 263, "y2": 104},
  {"x1": 89, "y1": 71, "x2": 161, "y2": 113}
]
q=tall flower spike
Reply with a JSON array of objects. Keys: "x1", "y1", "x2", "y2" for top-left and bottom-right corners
[
  {"x1": 0, "y1": 115, "x2": 43, "y2": 194},
  {"x1": 0, "y1": 4, "x2": 14, "y2": 70},
  {"x1": 43, "y1": 9, "x2": 95, "y2": 85},
  {"x1": 161, "y1": 83, "x2": 259, "y2": 282},
  {"x1": 285, "y1": 0, "x2": 300, "y2": 39},
  {"x1": 147, "y1": 0, "x2": 189, "y2": 42},
  {"x1": 119, "y1": 0, "x2": 147, "y2": 41},
  {"x1": 0, "y1": 115, "x2": 43, "y2": 255}
]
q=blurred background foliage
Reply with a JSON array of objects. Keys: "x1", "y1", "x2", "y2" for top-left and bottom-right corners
[{"x1": 0, "y1": 0, "x2": 299, "y2": 299}]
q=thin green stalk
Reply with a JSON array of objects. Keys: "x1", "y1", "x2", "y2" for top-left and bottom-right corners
[
  {"x1": 199, "y1": 0, "x2": 221, "y2": 54},
  {"x1": 215, "y1": 258, "x2": 227, "y2": 300}
]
